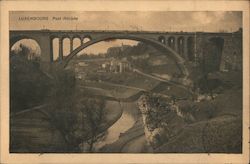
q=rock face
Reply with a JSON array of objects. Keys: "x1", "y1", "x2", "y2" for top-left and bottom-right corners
[{"x1": 137, "y1": 94, "x2": 187, "y2": 149}]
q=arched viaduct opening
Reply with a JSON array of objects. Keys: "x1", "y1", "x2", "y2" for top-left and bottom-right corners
[
  {"x1": 177, "y1": 37, "x2": 185, "y2": 57},
  {"x1": 158, "y1": 36, "x2": 166, "y2": 44},
  {"x1": 10, "y1": 37, "x2": 42, "y2": 61},
  {"x1": 203, "y1": 37, "x2": 224, "y2": 71},
  {"x1": 168, "y1": 37, "x2": 175, "y2": 50},
  {"x1": 51, "y1": 36, "x2": 93, "y2": 61}
]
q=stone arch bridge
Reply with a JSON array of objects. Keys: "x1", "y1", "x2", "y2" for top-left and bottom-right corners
[{"x1": 10, "y1": 30, "x2": 242, "y2": 87}]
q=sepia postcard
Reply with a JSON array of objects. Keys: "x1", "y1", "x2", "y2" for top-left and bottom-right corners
[{"x1": 0, "y1": 0, "x2": 249, "y2": 163}]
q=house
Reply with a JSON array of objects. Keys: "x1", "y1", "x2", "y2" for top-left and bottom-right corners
[{"x1": 100, "y1": 58, "x2": 132, "y2": 73}]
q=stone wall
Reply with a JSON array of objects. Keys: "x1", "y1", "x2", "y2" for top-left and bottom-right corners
[
  {"x1": 220, "y1": 34, "x2": 242, "y2": 71},
  {"x1": 195, "y1": 31, "x2": 242, "y2": 72}
]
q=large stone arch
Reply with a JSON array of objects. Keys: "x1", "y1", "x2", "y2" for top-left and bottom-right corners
[
  {"x1": 61, "y1": 34, "x2": 189, "y2": 78},
  {"x1": 10, "y1": 34, "x2": 52, "y2": 69},
  {"x1": 10, "y1": 36, "x2": 42, "y2": 60},
  {"x1": 10, "y1": 35, "x2": 41, "y2": 50}
]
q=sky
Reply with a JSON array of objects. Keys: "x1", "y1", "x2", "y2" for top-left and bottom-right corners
[{"x1": 10, "y1": 11, "x2": 242, "y2": 56}]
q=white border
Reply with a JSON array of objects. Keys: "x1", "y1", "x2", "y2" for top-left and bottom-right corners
[{"x1": 1, "y1": 1, "x2": 249, "y2": 163}]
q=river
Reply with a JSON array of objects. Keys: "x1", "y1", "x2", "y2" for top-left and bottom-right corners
[{"x1": 93, "y1": 101, "x2": 140, "y2": 151}]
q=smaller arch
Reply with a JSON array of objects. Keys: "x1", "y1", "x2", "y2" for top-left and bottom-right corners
[
  {"x1": 72, "y1": 35, "x2": 81, "y2": 40},
  {"x1": 158, "y1": 36, "x2": 166, "y2": 44},
  {"x1": 177, "y1": 37, "x2": 185, "y2": 57},
  {"x1": 62, "y1": 37, "x2": 71, "y2": 57},
  {"x1": 82, "y1": 35, "x2": 92, "y2": 44},
  {"x1": 72, "y1": 37, "x2": 82, "y2": 50},
  {"x1": 168, "y1": 36, "x2": 175, "y2": 50},
  {"x1": 52, "y1": 38, "x2": 60, "y2": 61},
  {"x1": 61, "y1": 35, "x2": 71, "y2": 40}
]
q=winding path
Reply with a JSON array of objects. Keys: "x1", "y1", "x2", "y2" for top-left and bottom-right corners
[
  {"x1": 79, "y1": 80, "x2": 171, "y2": 100},
  {"x1": 133, "y1": 68, "x2": 194, "y2": 96}
]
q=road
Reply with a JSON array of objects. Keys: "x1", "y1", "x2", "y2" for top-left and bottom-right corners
[
  {"x1": 80, "y1": 80, "x2": 171, "y2": 100},
  {"x1": 133, "y1": 68, "x2": 194, "y2": 95}
]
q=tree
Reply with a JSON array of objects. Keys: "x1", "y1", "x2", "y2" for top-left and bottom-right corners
[
  {"x1": 46, "y1": 68, "x2": 80, "y2": 151},
  {"x1": 47, "y1": 70, "x2": 106, "y2": 152},
  {"x1": 78, "y1": 97, "x2": 105, "y2": 152}
]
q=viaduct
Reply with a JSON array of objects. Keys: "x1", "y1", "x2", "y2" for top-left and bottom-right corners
[{"x1": 9, "y1": 30, "x2": 242, "y2": 86}]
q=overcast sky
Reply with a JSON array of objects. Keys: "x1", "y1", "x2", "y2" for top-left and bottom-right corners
[
  {"x1": 10, "y1": 11, "x2": 242, "y2": 32},
  {"x1": 10, "y1": 11, "x2": 242, "y2": 56}
]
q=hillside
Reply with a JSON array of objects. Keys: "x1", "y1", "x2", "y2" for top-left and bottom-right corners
[{"x1": 137, "y1": 70, "x2": 242, "y2": 153}]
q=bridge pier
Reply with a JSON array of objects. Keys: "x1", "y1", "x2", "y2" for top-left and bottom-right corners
[
  {"x1": 50, "y1": 38, "x2": 54, "y2": 62},
  {"x1": 59, "y1": 38, "x2": 63, "y2": 61},
  {"x1": 183, "y1": 37, "x2": 188, "y2": 59},
  {"x1": 70, "y1": 37, "x2": 74, "y2": 53},
  {"x1": 80, "y1": 37, "x2": 84, "y2": 46},
  {"x1": 174, "y1": 36, "x2": 178, "y2": 52}
]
